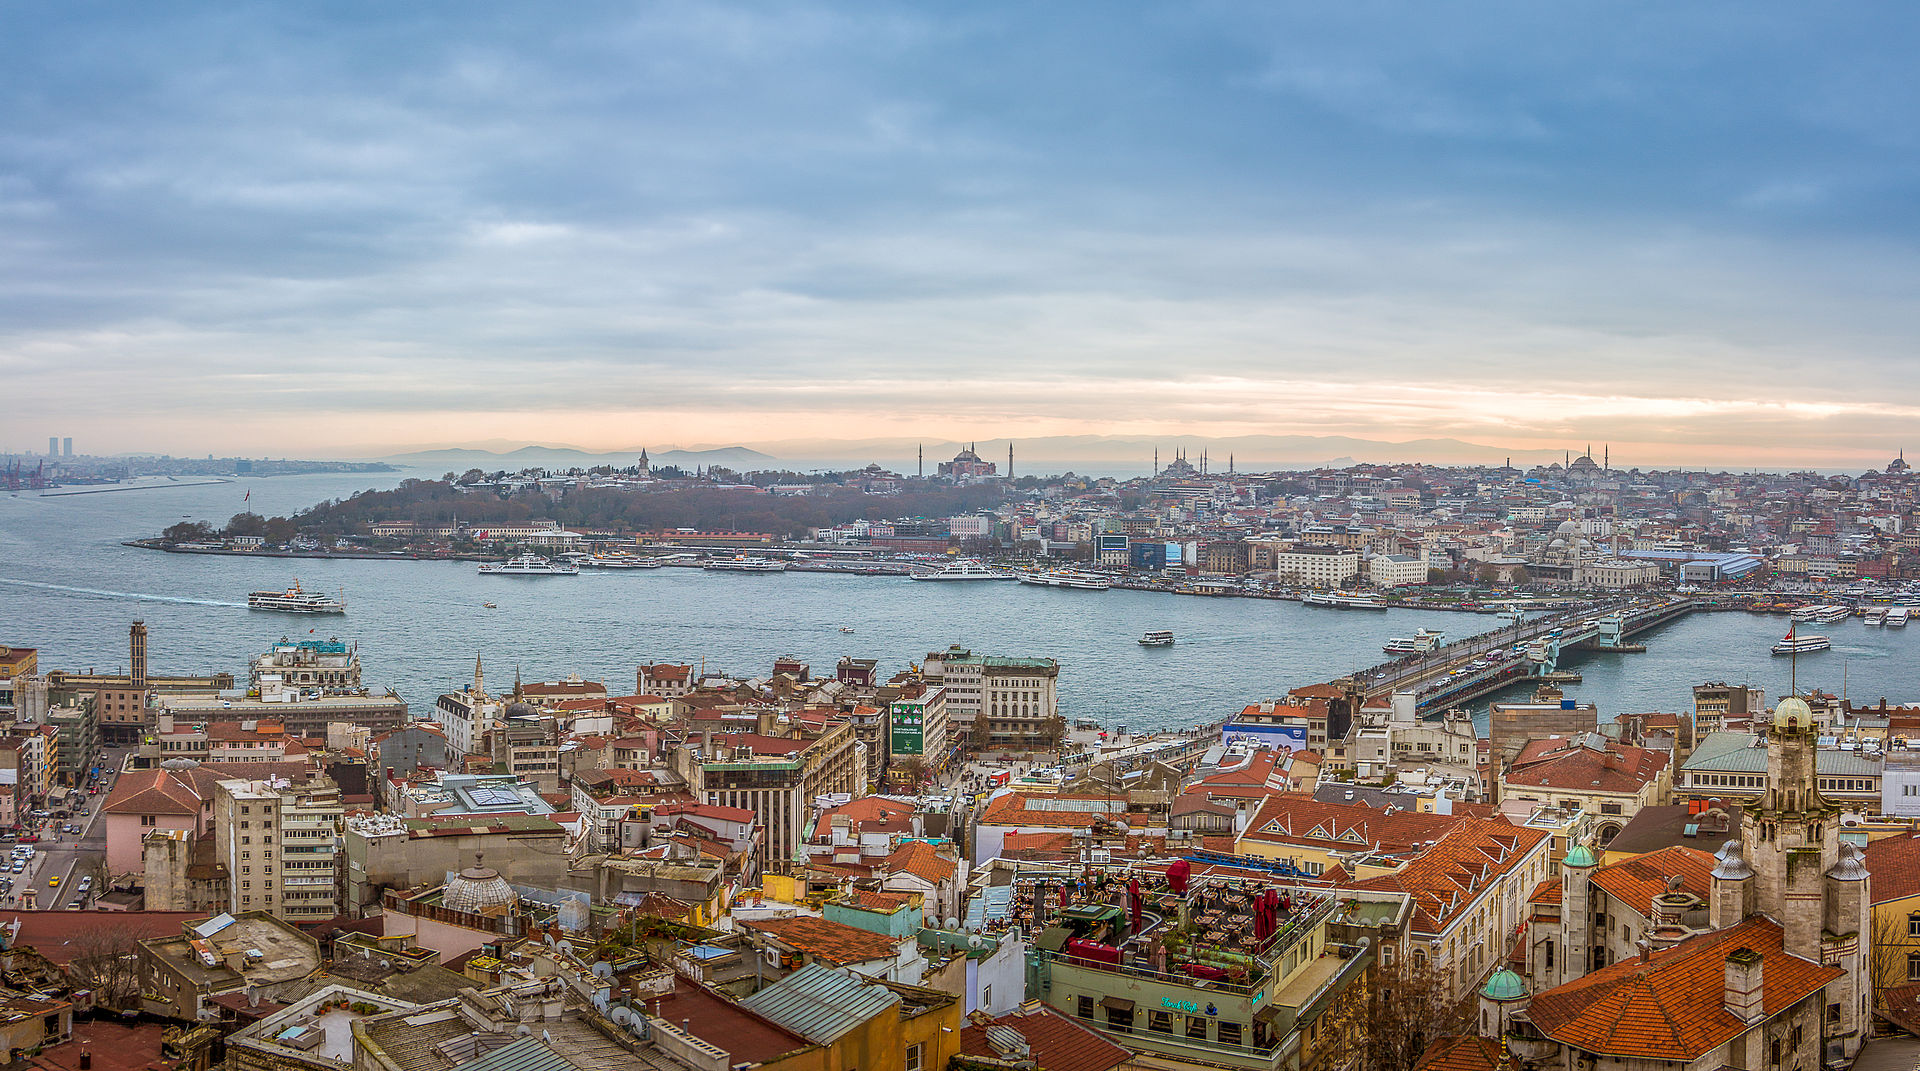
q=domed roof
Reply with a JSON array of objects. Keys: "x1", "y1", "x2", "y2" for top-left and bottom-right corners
[
  {"x1": 1711, "y1": 840, "x2": 1753, "y2": 881},
  {"x1": 1564, "y1": 845, "x2": 1598, "y2": 868},
  {"x1": 1556, "y1": 519, "x2": 1579, "y2": 534},
  {"x1": 1772, "y1": 696, "x2": 1815, "y2": 733},
  {"x1": 1480, "y1": 968, "x2": 1528, "y2": 1002},
  {"x1": 504, "y1": 700, "x2": 539, "y2": 719},
  {"x1": 1828, "y1": 841, "x2": 1869, "y2": 881},
  {"x1": 443, "y1": 855, "x2": 518, "y2": 915}
]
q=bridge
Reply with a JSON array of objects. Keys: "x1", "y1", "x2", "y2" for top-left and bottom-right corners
[{"x1": 1351, "y1": 596, "x2": 1698, "y2": 713}]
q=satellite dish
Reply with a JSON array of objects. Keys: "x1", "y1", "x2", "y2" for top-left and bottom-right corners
[
  {"x1": 555, "y1": 940, "x2": 574, "y2": 957},
  {"x1": 944, "y1": 916, "x2": 960, "y2": 929},
  {"x1": 969, "y1": 935, "x2": 984, "y2": 948},
  {"x1": 610, "y1": 1007, "x2": 635, "y2": 1026}
]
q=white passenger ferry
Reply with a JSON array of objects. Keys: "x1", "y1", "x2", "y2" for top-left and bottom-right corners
[
  {"x1": 1018, "y1": 570, "x2": 1111, "y2": 591},
  {"x1": 1138, "y1": 630, "x2": 1175, "y2": 647},
  {"x1": 1382, "y1": 628, "x2": 1444, "y2": 655},
  {"x1": 247, "y1": 581, "x2": 345, "y2": 614},
  {"x1": 703, "y1": 555, "x2": 787, "y2": 573},
  {"x1": 910, "y1": 558, "x2": 1008, "y2": 581},
  {"x1": 1303, "y1": 592, "x2": 1388, "y2": 610},
  {"x1": 580, "y1": 553, "x2": 662, "y2": 569},
  {"x1": 1772, "y1": 626, "x2": 1832, "y2": 656},
  {"x1": 478, "y1": 554, "x2": 580, "y2": 575}
]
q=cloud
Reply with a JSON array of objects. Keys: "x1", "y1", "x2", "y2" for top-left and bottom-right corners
[{"x1": 1, "y1": 2, "x2": 1918, "y2": 465}]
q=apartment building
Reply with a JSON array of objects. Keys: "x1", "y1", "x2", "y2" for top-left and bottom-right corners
[
  {"x1": 1271, "y1": 544, "x2": 1360, "y2": 586},
  {"x1": 249, "y1": 636, "x2": 364, "y2": 693},
  {"x1": 687, "y1": 719, "x2": 862, "y2": 872},
  {"x1": 887, "y1": 686, "x2": 948, "y2": 778},
  {"x1": 921, "y1": 646, "x2": 1060, "y2": 750},
  {"x1": 213, "y1": 774, "x2": 344, "y2": 921}
]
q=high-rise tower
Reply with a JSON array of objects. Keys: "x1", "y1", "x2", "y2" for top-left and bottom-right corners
[{"x1": 129, "y1": 620, "x2": 148, "y2": 688}]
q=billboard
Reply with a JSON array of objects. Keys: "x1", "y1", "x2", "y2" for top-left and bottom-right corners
[
  {"x1": 890, "y1": 701, "x2": 926, "y2": 755},
  {"x1": 1221, "y1": 721, "x2": 1309, "y2": 748}
]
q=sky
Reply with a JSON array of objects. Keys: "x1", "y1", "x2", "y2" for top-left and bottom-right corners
[{"x1": 3, "y1": 3, "x2": 1919, "y2": 467}]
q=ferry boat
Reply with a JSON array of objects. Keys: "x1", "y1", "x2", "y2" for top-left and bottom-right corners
[
  {"x1": 1889, "y1": 607, "x2": 1912, "y2": 628},
  {"x1": 1017, "y1": 570, "x2": 1111, "y2": 591},
  {"x1": 1302, "y1": 592, "x2": 1388, "y2": 611},
  {"x1": 1790, "y1": 604, "x2": 1850, "y2": 623},
  {"x1": 1382, "y1": 628, "x2": 1444, "y2": 655},
  {"x1": 478, "y1": 554, "x2": 579, "y2": 576},
  {"x1": 703, "y1": 555, "x2": 787, "y2": 573},
  {"x1": 909, "y1": 557, "x2": 1007, "y2": 581},
  {"x1": 580, "y1": 553, "x2": 662, "y2": 569},
  {"x1": 247, "y1": 581, "x2": 345, "y2": 614},
  {"x1": 1138, "y1": 630, "x2": 1175, "y2": 647},
  {"x1": 1863, "y1": 607, "x2": 1888, "y2": 626},
  {"x1": 1772, "y1": 626, "x2": 1832, "y2": 656}
]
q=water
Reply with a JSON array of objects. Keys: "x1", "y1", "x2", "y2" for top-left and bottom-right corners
[{"x1": 2, "y1": 471, "x2": 1916, "y2": 730}]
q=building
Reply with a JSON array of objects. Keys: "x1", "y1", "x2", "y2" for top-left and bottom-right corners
[
  {"x1": 1676, "y1": 730, "x2": 1882, "y2": 810},
  {"x1": 1497, "y1": 732, "x2": 1672, "y2": 846},
  {"x1": 249, "y1": 637, "x2": 364, "y2": 693},
  {"x1": 886, "y1": 686, "x2": 948, "y2": 784},
  {"x1": 1506, "y1": 696, "x2": 1873, "y2": 1065},
  {"x1": 1271, "y1": 545, "x2": 1360, "y2": 586},
  {"x1": 1694, "y1": 681, "x2": 1764, "y2": 734},
  {"x1": 1487, "y1": 685, "x2": 1598, "y2": 770},
  {"x1": 212, "y1": 774, "x2": 344, "y2": 920},
  {"x1": 341, "y1": 812, "x2": 569, "y2": 916},
  {"x1": 1368, "y1": 552, "x2": 1430, "y2": 587},
  {"x1": 691, "y1": 721, "x2": 862, "y2": 872},
  {"x1": 937, "y1": 444, "x2": 997, "y2": 480},
  {"x1": 138, "y1": 912, "x2": 323, "y2": 1021},
  {"x1": 1863, "y1": 832, "x2": 1920, "y2": 1000}
]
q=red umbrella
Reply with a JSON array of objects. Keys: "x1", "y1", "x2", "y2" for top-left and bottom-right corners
[
  {"x1": 1129, "y1": 878, "x2": 1142, "y2": 931},
  {"x1": 1059, "y1": 884, "x2": 1068, "y2": 908},
  {"x1": 1167, "y1": 858, "x2": 1190, "y2": 895}
]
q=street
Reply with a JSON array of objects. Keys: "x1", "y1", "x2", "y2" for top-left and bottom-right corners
[{"x1": 13, "y1": 749, "x2": 126, "y2": 911}]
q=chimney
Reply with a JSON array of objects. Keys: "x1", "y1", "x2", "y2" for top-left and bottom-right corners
[{"x1": 1723, "y1": 947, "x2": 1764, "y2": 1021}]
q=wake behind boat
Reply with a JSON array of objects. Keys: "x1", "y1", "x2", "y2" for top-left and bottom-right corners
[
  {"x1": 478, "y1": 554, "x2": 579, "y2": 576},
  {"x1": 1138, "y1": 629, "x2": 1174, "y2": 647},
  {"x1": 248, "y1": 580, "x2": 344, "y2": 614}
]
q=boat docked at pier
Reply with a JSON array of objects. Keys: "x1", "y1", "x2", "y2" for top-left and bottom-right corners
[
  {"x1": 1382, "y1": 628, "x2": 1444, "y2": 655},
  {"x1": 1018, "y1": 570, "x2": 1111, "y2": 591},
  {"x1": 703, "y1": 555, "x2": 787, "y2": 573},
  {"x1": 580, "y1": 552, "x2": 662, "y2": 569},
  {"x1": 1889, "y1": 607, "x2": 1912, "y2": 627},
  {"x1": 1303, "y1": 591, "x2": 1387, "y2": 610},
  {"x1": 1791, "y1": 604, "x2": 1850, "y2": 623},
  {"x1": 909, "y1": 557, "x2": 1007, "y2": 581},
  {"x1": 1138, "y1": 630, "x2": 1175, "y2": 647},
  {"x1": 247, "y1": 581, "x2": 345, "y2": 614},
  {"x1": 1772, "y1": 625, "x2": 1831, "y2": 656},
  {"x1": 478, "y1": 554, "x2": 579, "y2": 576}
]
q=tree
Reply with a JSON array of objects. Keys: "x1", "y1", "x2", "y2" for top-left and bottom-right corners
[
  {"x1": 263, "y1": 516, "x2": 298, "y2": 544},
  {"x1": 225, "y1": 511, "x2": 267, "y2": 537},
  {"x1": 1313, "y1": 955, "x2": 1472, "y2": 1071},
  {"x1": 65, "y1": 922, "x2": 144, "y2": 1011},
  {"x1": 459, "y1": 468, "x2": 486, "y2": 485},
  {"x1": 161, "y1": 520, "x2": 216, "y2": 543}
]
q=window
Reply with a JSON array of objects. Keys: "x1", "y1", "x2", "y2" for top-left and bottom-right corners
[
  {"x1": 1149, "y1": 1010, "x2": 1172, "y2": 1034},
  {"x1": 1105, "y1": 1004, "x2": 1133, "y2": 1033},
  {"x1": 1908, "y1": 914, "x2": 1920, "y2": 939},
  {"x1": 140, "y1": 816, "x2": 156, "y2": 827},
  {"x1": 904, "y1": 1044, "x2": 923, "y2": 1071},
  {"x1": 1907, "y1": 952, "x2": 1920, "y2": 981},
  {"x1": 1077, "y1": 996, "x2": 1094, "y2": 1020},
  {"x1": 1186, "y1": 1015, "x2": 1208, "y2": 1039},
  {"x1": 1218, "y1": 1021, "x2": 1242, "y2": 1047},
  {"x1": 982, "y1": 984, "x2": 991, "y2": 1008}
]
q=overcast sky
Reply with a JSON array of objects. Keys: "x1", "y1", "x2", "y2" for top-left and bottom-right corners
[{"x1": 3, "y1": 3, "x2": 1918, "y2": 465}]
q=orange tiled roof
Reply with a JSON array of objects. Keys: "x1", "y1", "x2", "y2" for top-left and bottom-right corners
[
  {"x1": 742, "y1": 916, "x2": 901, "y2": 965},
  {"x1": 885, "y1": 840, "x2": 957, "y2": 884},
  {"x1": 1865, "y1": 832, "x2": 1920, "y2": 905},
  {"x1": 977, "y1": 794, "x2": 1112, "y2": 829},
  {"x1": 1588, "y1": 845, "x2": 1714, "y2": 918},
  {"x1": 1527, "y1": 916, "x2": 1842, "y2": 1060},
  {"x1": 1529, "y1": 877, "x2": 1563, "y2": 906},
  {"x1": 1237, "y1": 795, "x2": 1466, "y2": 855},
  {"x1": 1348, "y1": 818, "x2": 1548, "y2": 934},
  {"x1": 1413, "y1": 1036, "x2": 1502, "y2": 1071},
  {"x1": 1504, "y1": 736, "x2": 1670, "y2": 794},
  {"x1": 812, "y1": 796, "x2": 917, "y2": 840}
]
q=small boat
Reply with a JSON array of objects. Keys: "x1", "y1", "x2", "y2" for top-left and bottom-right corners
[
  {"x1": 482, "y1": 602, "x2": 497, "y2": 609},
  {"x1": 840, "y1": 626, "x2": 855, "y2": 633},
  {"x1": 478, "y1": 554, "x2": 579, "y2": 575},
  {"x1": 1303, "y1": 592, "x2": 1388, "y2": 610},
  {"x1": 248, "y1": 581, "x2": 345, "y2": 614},
  {"x1": 1138, "y1": 630, "x2": 1174, "y2": 647},
  {"x1": 1772, "y1": 625, "x2": 1832, "y2": 656}
]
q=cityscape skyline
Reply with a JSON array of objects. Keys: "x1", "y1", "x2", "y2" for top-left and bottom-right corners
[{"x1": 5, "y1": 4, "x2": 1920, "y2": 464}]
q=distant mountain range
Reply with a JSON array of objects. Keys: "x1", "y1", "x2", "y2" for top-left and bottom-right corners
[
  {"x1": 384, "y1": 444, "x2": 773, "y2": 470},
  {"x1": 375, "y1": 433, "x2": 1609, "y2": 475}
]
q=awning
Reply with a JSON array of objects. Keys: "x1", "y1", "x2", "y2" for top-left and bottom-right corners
[{"x1": 1100, "y1": 997, "x2": 1135, "y2": 1013}]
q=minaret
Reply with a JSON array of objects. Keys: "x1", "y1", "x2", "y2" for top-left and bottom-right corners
[
  {"x1": 1229, "y1": 453, "x2": 1234, "y2": 474},
  {"x1": 1559, "y1": 845, "x2": 1597, "y2": 983},
  {"x1": 918, "y1": 444, "x2": 923, "y2": 478},
  {"x1": 1603, "y1": 445, "x2": 1609, "y2": 471},
  {"x1": 1153, "y1": 448, "x2": 1158, "y2": 476},
  {"x1": 1008, "y1": 443, "x2": 1014, "y2": 478},
  {"x1": 473, "y1": 654, "x2": 485, "y2": 699}
]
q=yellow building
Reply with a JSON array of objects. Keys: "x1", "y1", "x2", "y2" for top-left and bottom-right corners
[
  {"x1": 1865, "y1": 832, "x2": 1920, "y2": 997},
  {"x1": 735, "y1": 964, "x2": 962, "y2": 1071}
]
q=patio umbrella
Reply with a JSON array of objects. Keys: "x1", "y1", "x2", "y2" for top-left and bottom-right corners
[
  {"x1": 1166, "y1": 858, "x2": 1190, "y2": 895},
  {"x1": 1129, "y1": 878, "x2": 1142, "y2": 931}
]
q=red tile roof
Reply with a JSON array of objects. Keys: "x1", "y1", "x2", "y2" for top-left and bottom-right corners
[
  {"x1": 1866, "y1": 831, "x2": 1920, "y2": 905},
  {"x1": 812, "y1": 796, "x2": 918, "y2": 840},
  {"x1": 1527, "y1": 917, "x2": 1842, "y2": 1060},
  {"x1": 977, "y1": 794, "x2": 1114, "y2": 829},
  {"x1": 1413, "y1": 1036, "x2": 1503, "y2": 1071},
  {"x1": 1348, "y1": 818, "x2": 1549, "y2": 934},
  {"x1": 0, "y1": 910, "x2": 206, "y2": 966},
  {"x1": 742, "y1": 916, "x2": 902, "y2": 966},
  {"x1": 102, "y1": 769, "x2": 211, "y2": 816},
  {"x1": 958, "y1": 1006, "x2": 1133, "y2": 1071},
  {"x1": 1238, "y1": 794, "x2": 1467, "y2": 855},
  {"x1": 1504, "y1": 736, "x2": 1670, "y2": 794},
  {"x1": 1588, "y1": 845, "x2": 1714, "y2": 918},
  {"x1": 884, "y1": 840, "x2": 957, "y2": 885}
]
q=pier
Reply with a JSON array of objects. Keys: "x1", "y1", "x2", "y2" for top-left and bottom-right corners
[{"x1": 1345, "y1": 596, "x2": 1698, "y2": 712}]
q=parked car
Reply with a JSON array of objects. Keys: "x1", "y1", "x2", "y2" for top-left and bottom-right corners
[
  {"x1": 17, "y1": 835, "x2": 38, "y2": 844},
  {"x1": 76, "y1": 876, "x2": 91, "y2": 892}
]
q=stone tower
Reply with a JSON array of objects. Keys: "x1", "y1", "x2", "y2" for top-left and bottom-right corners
[
  {"x1": 1742, "y1": 696, "x2": 1840, "y2": 958},
  {"x1": 130, "y1": 619, "x2": 148, "y2": 688},
  {"x1": 1559, "y1": 844, "x2": 1597, "y2": 983}
]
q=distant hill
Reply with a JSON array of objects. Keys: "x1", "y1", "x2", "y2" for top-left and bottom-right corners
[{"x1": 383, "y1": 445, "x2": 775, "y2": 471}]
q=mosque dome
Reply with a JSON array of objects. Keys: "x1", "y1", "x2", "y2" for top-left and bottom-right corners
[
  {"x1": 1556, "y1": 519, "x2": 1579, "y2": 535},
  {"x1": 504, "y1": 700, "x2": 539, "y2": 719},
  {"x1": 1480, "y1": 968, "x2": 1528, "y2": 1002},
  {"x1": 1772, "y1": 696, "x2": 1815, "y2": 733},
  {"x1": 1564, "y1": 845, "x2": 1598, "y2": 868},
  {"x1": 443, "y1": 855, "x2": 518, "y2": 915}
]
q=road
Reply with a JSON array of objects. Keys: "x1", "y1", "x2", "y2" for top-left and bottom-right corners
[{"x1": 14, "y1": 748, "x2": 128, "y2": 911}]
